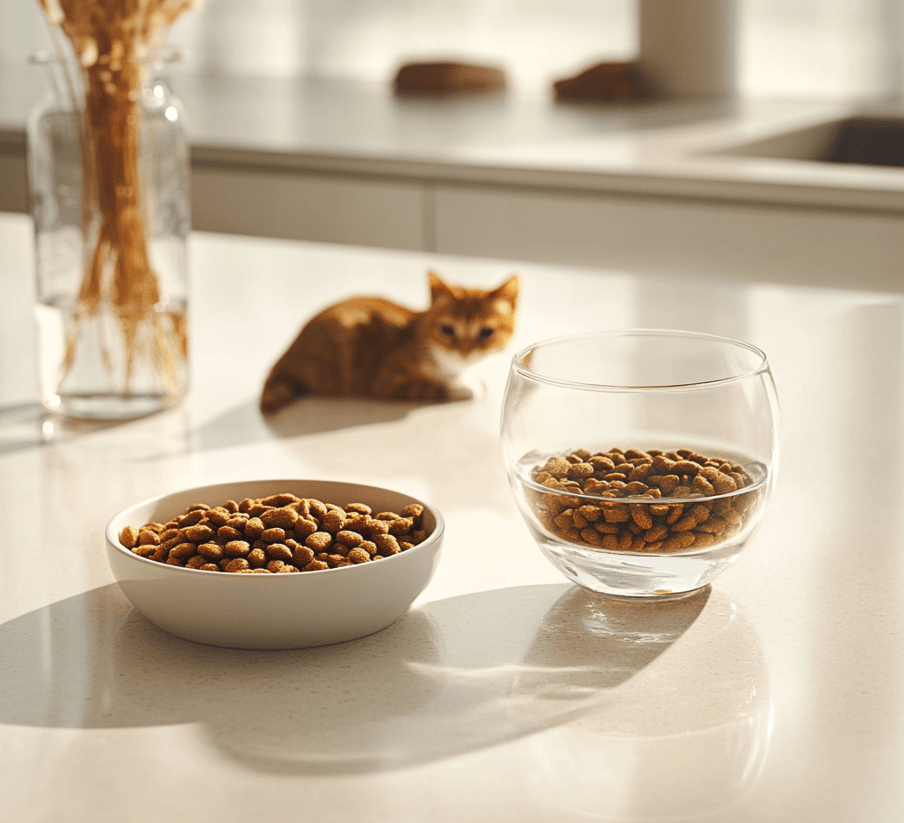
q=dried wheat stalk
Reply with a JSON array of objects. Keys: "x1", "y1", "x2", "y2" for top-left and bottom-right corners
[{"x1": 35, "y1": 0, "x2": 199, "y2": 394}]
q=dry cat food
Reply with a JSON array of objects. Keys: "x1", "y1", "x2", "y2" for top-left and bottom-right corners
[
  {"x1": 526, "y1": 447, "x2": 761, "y2": 554},
  {"x1": 119, "y1": 493, "x2": 429, "y2": 573}
]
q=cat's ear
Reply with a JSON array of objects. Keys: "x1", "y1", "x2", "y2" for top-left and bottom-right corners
[
  {"x1": 492, "y1": 274, "x2": 521, "y2": 307},
  {"x1": 428, "y1": 270, "x2": 456, "y2": 303}
]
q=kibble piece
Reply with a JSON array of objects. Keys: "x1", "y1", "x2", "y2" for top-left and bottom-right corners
[
  {"x1": 692, "y1": 475, "x2": 715, "y2": 495},
  {"x1": 359, "y1": 541, "x2": 378, "y2": 556},
  {"x1": 581, "y1": 527, "x2": 605, "y2": 547},
  {"x1": 336, "y1": 530, "x2": 364, "y2": 548},
  {"x1": 348, "y1": 548, "x2": 371, "y2": 564},
  {"x1": 662, "y1": 532, "x2": 696, "y2": 550},
  {"x1": 294, "y1": 517, "x2": 318, "y2": 539},
  {"x1": 169, "y1": 542, "x2": 197, "y2": 560},
  {"x1": 673, "y1": 460, "x2": 701, "y2": 477},
  {"x1": 589, "y1": 455, "x2": 615, "y2": 473},
  {"x1": 182, "y1": 524, "x2": 215, "y2": 543},
  {"x1": 119, "y1": 525, "x2": 140, "y2": 549},
  {"x1": 374, "y1": 533, "x2": 401, "y2": 556},
  {"x1": 138, "y1": 529, "x2": 160, "y2": 546},
  {"x1": 387, "y1": 517, "x2": 415, "y2": 536},
  {"x1": 365, "y1": 517, "x2": 390, "y2": 536},
  {"x1": 345, "y1": 502, "x2": 372, "y2": 516},
  {"x1": 629, "y1": 504, "x2": 653, "y2": 530},
  {"x1": 177, "y1": 509, "x2": 206, "y2": 528},
  {"x1": 594, "y1": 521, "x2": 620, "y2": 534},
  {"x1": 261, "y1": 508, "x2": 297, "y2": 530},
  {"x1": 671, "y1": 515, "x2": 698, "y2": 533},
  {"x1": 261, "y1": 493, "x2": 300, "y2": 507},
  {"x1": 150, "y1": 544, "x2": 170, "y2": 562},
  {"x1": 567, "y1": 462, "x2": 594, "y2": 479},
  {"x1": 305, "y1": 532, "x2": 334, "y2": 551},
  {"x1": 244, "y1": 518, "x2": 265, "y2": 538},
  {"x1": 292, "y1": 545, "x2": 316, "y2": 567},
  {"x1": 206, "y1": 507, "x2": 231, "y2": 526},
  {"x1": 198, "y1": 542, "x2": 224, "y2": 561},
  {"x1": 602, "y1": 502, "x2": 630, "y2": 524},
  {"x1": 217, "y1": 525, "x2": 244, "y2": 542},
  {"x1": 224, "y1": 558, "x2": 251, "y2": 573},
  {"x1": 322, "y1": 510, "x2": 347, "y2": 534},
  {"x1": 266, "y1": 543, "x2": 294, "y2": 563},
  {"x1": 223, "y1": 540, "x2": 251, "y2": 558},
  {"x1": 712, "y1": 473, "x2": 738, "y2": 495},
  {"x1": 306, "y1": 498, "x2": 328, "y2": 518}
]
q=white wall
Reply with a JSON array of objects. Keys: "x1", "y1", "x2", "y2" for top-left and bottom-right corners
[{"x1": 2, "y1": 0, "x2": 902, "y2": 98}]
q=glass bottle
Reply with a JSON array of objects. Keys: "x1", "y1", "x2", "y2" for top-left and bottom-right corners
[{"x1": 27, "y1": 51, "x2": 190, "y2": 420}]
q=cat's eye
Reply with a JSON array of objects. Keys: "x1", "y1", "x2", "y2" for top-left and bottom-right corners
[
  {"x1": 479, "y1": 327, "x2": 495, "y2": 338},
  {"x1": 441, "y1": 324, "x2": 455, "y2": 337}
]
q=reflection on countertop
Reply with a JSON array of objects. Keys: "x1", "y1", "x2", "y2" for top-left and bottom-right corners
[{"x1": 0, "y1": 577, "x2": 769, "y2": 811}]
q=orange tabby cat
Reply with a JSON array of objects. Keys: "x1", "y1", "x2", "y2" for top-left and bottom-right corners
[{"x1": 260, "y1": 270, "x2": 520, "y2": 413}]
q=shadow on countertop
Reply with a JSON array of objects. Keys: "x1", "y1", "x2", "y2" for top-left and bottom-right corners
[
  {"x1": 0, "y1": 401, "x2": 125, "y2": 455},
  {"x1": 0, "y1": 579, "x2": 767, "y2": 789},
  {"x1": 191, "y1": 395, "x2": 426, "y2": 451}
]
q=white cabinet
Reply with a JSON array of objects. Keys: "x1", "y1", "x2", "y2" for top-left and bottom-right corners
[
  {"x1": 432, "y1": 183, "x2": 904, "y2": 291},
  {"x1": 191, "y1": 165, "x2": 426, "y2": 251},
  {"x1": 5, "y1": 137, "x2": 904, "y2": 293}
]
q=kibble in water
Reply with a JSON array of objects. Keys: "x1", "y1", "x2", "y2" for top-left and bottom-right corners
[{"x1": 525, "y1": 447, "x2": 761, "y2": 554}]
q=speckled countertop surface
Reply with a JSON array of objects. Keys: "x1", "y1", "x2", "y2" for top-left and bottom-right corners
[{"x1": 1, "y1": 211, "x2": 903, "y2": 821}]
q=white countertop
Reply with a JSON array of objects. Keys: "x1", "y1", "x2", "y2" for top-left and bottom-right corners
[
  {"x1": 4, "y1": 62, "x2": 904, "y2": 213},
  {"x1": 2, "y1": 211, "x2": 904, "y2": 822}
]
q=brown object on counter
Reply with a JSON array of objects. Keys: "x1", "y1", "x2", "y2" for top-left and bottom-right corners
[
  {"x1": 394, "y1": 61, "x2": 507, "y2": 95},
  {"x1": 553, "y1": 60, "x2": 657, "y2": 102}
]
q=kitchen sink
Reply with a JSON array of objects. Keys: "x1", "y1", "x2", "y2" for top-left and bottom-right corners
[{"x1": 717, "y1": 116, "x2": 904, "y2": 168}]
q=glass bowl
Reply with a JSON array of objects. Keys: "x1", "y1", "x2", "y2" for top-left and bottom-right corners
[{"x1": 500, "y1": 329, "x2": 781, "y2": 597}]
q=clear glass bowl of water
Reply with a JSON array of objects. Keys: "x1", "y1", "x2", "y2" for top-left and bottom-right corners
[{"x1": 500, "y1": 329, "x2": 781, "y2": 598}]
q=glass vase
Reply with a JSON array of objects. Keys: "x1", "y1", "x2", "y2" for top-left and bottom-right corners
[{"x1": 27, "y1": 51, "x2": 190, "y2": 420}]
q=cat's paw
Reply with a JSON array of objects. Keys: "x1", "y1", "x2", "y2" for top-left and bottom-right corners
[{"x1": 445, "y1": 384, "x2": 475, "y2": 402}]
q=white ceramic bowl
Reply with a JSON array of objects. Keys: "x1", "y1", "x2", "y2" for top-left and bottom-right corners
[{"x1": 105, "y1": 479, "x2": 445, "y2": 649}]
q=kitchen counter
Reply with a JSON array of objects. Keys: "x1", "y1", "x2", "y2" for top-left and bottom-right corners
[
  {"x1": 3, "y1": 64, "x2": 904, "y2": 290},
  {"x1": 1, "y1": 211, "x2": 903, "y2": 822},
  {"x1": 3, "y1": 62, "x2": 904, "y2": 209}
]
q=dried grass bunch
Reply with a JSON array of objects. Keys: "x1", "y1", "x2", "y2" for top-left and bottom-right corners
[{"x1": 35, "y1": 0, "x2": 200, "y2": 394}]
